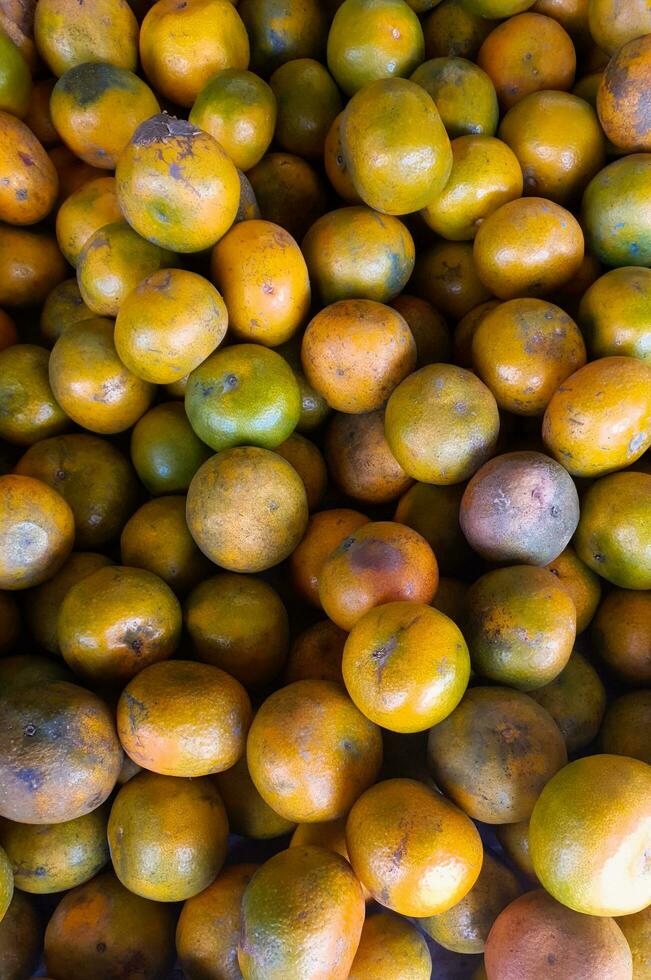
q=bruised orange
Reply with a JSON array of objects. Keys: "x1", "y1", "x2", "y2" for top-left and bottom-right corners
[
  {"x1": 0, "y1": 474, "x2": 74, "y2": 590},
  {"x1": 0, "y1": 111, "x2": 58, "y2": 226},
  {"x1": 55, "y1": 176, "x2": 121, "y2": 268},
  {"x1": 598, "y1": 35, "x2": 651, "y2": 153},
  {"x1": 34, "y1": 0, "x2": 139, "y2": 76},
  {"x1": 290, "y1": 507, "x2": 370, "y2": 607}
]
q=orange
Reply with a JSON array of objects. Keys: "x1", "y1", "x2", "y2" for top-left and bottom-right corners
[
  {"x1": 116, "y1": 114, "x2": 240, "y2": 253},
  {"x1": 270, "y1": 58, "x2": 341, "y2": 159},
  {"x1": 211, "y1": 219, "x2": 310, "y2": 347},
  {"x1": 0, "y1": 112, "x2": 58, "y2": 225},
  {"x1": 601, "y1": 691, "x2": 651, "y2": 765},
  {"x1": 238, "y1": 846, "x2": 365, "y2": 980},
  {"x1": 108, "y1": 771, "x2": 228, "y2": 902},
  {"x1": 40, "y1": 279, "x2": 92, "y2": 346},
  {"x1": 327, "y1": 0, "x2": 424, "y2": 95},
  {"x1": 49, "y1": 145, "x2": 105, "y2": 202},
  {"x1": 496, "y1": 821, "x2": 538, "y2": 881},
  {"x1": 285, "y1": 621, "x2": 347, "y2": 685},
  {"x1": 324, "y1": 410, "x2": 413, "y2": 505},
  {"x1": 578, "y1": 267, "x2": 651, "y2": 363},
  {"x1": 531, "y1": 0, "x2": 590, "y2": 40},
  {"x1": 343, "y1": 600, "x2": 470, "y2": 732},
  {"x1": 390, "y1": 294, "x2": 451, "y2": 366},
  {"x1": 130, "y1": 401, "x2": 212, "y2": 496},
  {"x1": 34, "y1": 0, "x2": 138, "y2": 76},
  {"x1": 289, "y1": 507, "x2": 370, "y2": 608},
  {"x1": 0, "y1": 344, "x2": 69, "y2": 445},
  {"x1": 616, "y1": 906, "x2": 651, "y2": 980},
  {"x1": 301, "y1": 299, "x2": 416, "y2": 413},
  {"x1": 324, "y1": 112, "x2": 362, "y2": 203},
  {"x1": 55, "y1": 176, "x2": 121, "y2": 268},
  {"x1": 581, "y1": 154, "x2": 651, "y2": 267},
  {"x1": 529, "y1": 754, "x2": 651, "y2": 915},
  {"x1": 348, "y1": 912, "x2": 432, "y2": 979},
  {"x1": 0, "y1": 891, "x2": 43, "y2": 980},
  {"x1": 187, "y1": 447, "x2": 309, "y2": 573},
  {"x1": 588, "y1": 0, "x2": 651, "y2": 55},
  {"x1": 247, "y1": 152, "x2": 327, "y2": 243},
  {"x1": 411, "y1": 240, "x2": 493, "y2": 319},
  {"x1": 139, "y1": 0, "x2": 249, "y2": 107},
  {"x1": 239, "y1": 0, "x2": 326, "y2": 76},
  {"x1": 592, "y1": 589, "x2": 651, "y2": 685},
  {"x1": 598, "y1": 35, "x2": 651, "y2": 152},
  {"x1": 578, "y1": 472, "x2": 651, "y2": 589},
  {"x1": 544, "y1": 546, "x2": 602, "y2": 633},
  {"x1": 0, "y1": 28, "x2": 30, "y2": 117},
  {"x1": 462, "y1": 0, "x2": 536, "y2": 14},
  {"x1": 0, "y1": 224, "x2": 66, "y2": 308},
  {"x1": 395, "y1": 481, "x2": 474, "y2": 577},
  {"x1": 275, "y1": 432, "x2": 327, "y2": 511},
  {"x1": 23, "y1": 78, "x2": 57, "y2": 146},
  {"x1": 385, "y1": 363, "x2": 500, "y2": 484},
  {"x1": 58, "y1": 565, "x2": 181, "y2": 686},
  {"x1": 247, "y1": 679, "x2": 382, "y2": 823},
  {"x1": 215, "y1": 755, "x2": 295, "y2": 839},
  {"x1": 319, "y1": 520, "x2": 439, "y2": 631},
  {"x1": 189, "y1": 68, "x2": 276, "y2": 171},
  {"x1": 0, "y1": 474, "x2": 74, "y2": 590},
  {"x1": 0, "y1": 679, "x2": 121, "y2": 824},
  {"x1": 427, "y1": 686, "x2": 567, "y2": 823},
  {"x1": 543, "y1": 357, "x2": 651, "y2": 477},
  {"x1": 49, "y1": 317, "x2": 155, "y2": 433},
  {"x1": 346, "y1": 777, "x2": 483, "y2": 916},
  {"x1": 411, "y1": 56, "x2": 498, "y2": 138},
  {"x1": 340, "y1": 78, "x2": 452, "y2": 214},
  {"x1": 423, "y1": 1, "x2": 493, "y2": 61}
]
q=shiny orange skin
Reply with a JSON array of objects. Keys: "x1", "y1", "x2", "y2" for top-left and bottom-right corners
[
  {"x1": 16, "y1": 432, "x2": 138, "y2": 550},
  {"x1": 129, "y1": 401, "x2": 212, "y2": 497},
  {"x1": 0, "y1": 111, "x2": 58, "y2": 226},
  {"x1": 185, "y1": 572, "x2": 288, "y2": 688},
  {"x1": 601, "y1": 691, "x2": 651, "y2": 765},
  {"x1": 0, "y1": 474, "x2": 74, "y2": 590},
  {"x1": 238, "y1": 845, "x2": 365, "y2": 980},
  {"x1": 592, "y1": 589, "x2": 651, "y2": 686},
  {"x1": 544, "y1": 546, "x2": 602, "y2": 633},
  {"x1": 390, "y1": 294, "x2": 451, "y2": 366},
  {"x1": 411, "y1": 56, "x2": 498, "y2": 139},
  {"x1": 542, "y1": 356, "x2": 651, "y2": 476},
  {"x1": 0, "y1": 344, "x2": 69, "y2": 445},
  {"x1": 325, "y1": 410, "x2": 413, "y2": 505},
  {"x1": 578, "y1": 267, "x2": 651, "y2": 363},
  {"x1": 270, "y1": 57, "x2": 342, "y2": 159},
  {"x1": 588, "y1": 0, "x2": 651, "y2": 55},
  {"x1": 239, "y1": 0, "x2": 326, "y2": 77},
  {"x1": 211, "y1": 219, "x2": 310, "y2": 347},
  {"x1": 394, "y1": 481, "x2": 474, "y2": 577},
  {"x1": 0, "y1": 891, "x2": 42, "y2": 980},
  {"x1": 411, "y1": 240, "x2": 493, "y2": 319},
  {"x1": 598, "y1": 34, "x2": 651, "y2": 153},
  {"x1": 49, "y1": 145, "x2": 106, "y2": 203},
  {"x1": 44, "y1": 872, "x2": 175, "y2": 980},
  {"x1": 186, "y1": 447, "x2": 309, "y2": 573},
  {"x1": 349, "y1": 912, "x2": 432, "y2": 979},
  {"x1": 215, "y1": 755, "x2": 295, "y2": 839},
  {"x1": 247, "y1": 679, "x2": 383, "y2": 823},
  {"x1": 499, "y1": 91, "x2": 605, "y2": 204},
  {"x1": 346, "y1": 777, "x2": 483, "y2": 916},
  {"x1": 285, "y1": 620, "x2": 347, "y2": 685},
  {"x1": 23, "y1": 78, "x2": 58, "y2": 147},
  {"x1": 290, "y1": 507, "x2": 370, "y2": 608},
  {"x1": 473, "y1": 197, "x2": 584, "y2": 300},
  {"x1": 115, "y1": 269, "x2": 228, "y2": 384},
  {"x1": 341, "y1": 78, "x2": 452, "y2": 216},
  {"x1": 49, "y1": 317, "x2": 155, "y2": 434},
  {"x1": 616, "y1": 906, "x2": 651, "y2": 980},
  {"x1": 58, "y1": 564, "x2": 181, "y2": 686},
  {"x1": 423, "y1": 1, "x2": 494, "y2": 61},
  {"x1": 140, "y1": 0, "x2": 249, "y2": 107},
  {"x1": 478, "y1": 13, "x2": 576, "y2": 111},
  {"x1": 40, "y1": 279, "x2": 93, "y2": 346},
  {"x1": 472, "y1": 298, "x2": 586, "y2": 415},
  {"x1": 385, "y1": 363, "x2": 500, "y2": 484},
  {"x1": 120, "y1": 497, "x2": 212, "y2": 596},
  {"x1": 177, "y1": 864, "x2": 259, "y2": 980},
  {"x1": 324, "y1": 112, "x2": 362, "y2": 203},
  {"x1": 51, "y1": 63, "x2": 160, "y2": 169},
  {"x1": 55, "y1": 176, "x2": 121, "y2": 268},
  {"x1": 0, "y1": 308, "x2": 17, "y2": 351},
  {"x1": 0, "y1": 679, "x2": 122, "y2": 824},
  {"x1": 427, "y1": 686, "x2": 568, "y2": 823},
  {"x1": 302, "y1": 206, "x2": 415, "y2": 305},
  {"x1": 275, "y1": 433, "x2": 327, "y2": 511},
  {"x1": 118, "y1": 660, "x2": 252, "y2": 777},
  {"x1": 109, "y1": 771, "x2": 228, "y2": 902},
  {"x1": 301, "y1": 299, "x2": 416, "y2": 414},
  {"x1": 485, "y1": 889, "x2": 633, "y2": 980},
  {"x1": 453, "y1": 299, "x2": 501, "y2": 367},
  {"x1": 0, "y1": 224, "x2": 66, "y2": 307},
  {"x1": 496, "y1": 820, "x2": 538, "y2": 881},
  {"x1": 529, "y1": 754, "x2": 651, "y2": 915},
  {"x1": 34, "y1": 0, "x2": 138, "y2": 76},
  {"x1": 116, "y1": 114, "x2": 240, "y2": 253},
  {"x1": 319, "y1": 521, "x2": 438, "y2": 631},
  {"x1": 247, "y1": 152, "x2": 328, "y2": 243}
]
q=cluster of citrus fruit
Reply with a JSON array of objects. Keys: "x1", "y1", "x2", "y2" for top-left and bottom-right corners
[{"x1": 0, "y1": 0, "x2": 650, "y2": 977}]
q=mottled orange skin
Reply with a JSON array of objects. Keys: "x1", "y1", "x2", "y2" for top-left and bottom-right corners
[
  {"x1": 270, "y1": 57, "x2": 341, "y2": 159},
  {"x1": 578, "y1": 267, "x2": 651, "y2": 364},
  {"x1": 120, "y1": 497, "x2": 212, "y2": 596},
  {"x1": 319, "y1": 520, "x2": 438, "y2": 631},
  {"x1": 23, "y1": 78, "x2": 58, "y2": 147},
  {"x1": 285, "y1": 620, "x2": 347, "y2": 686},
  {"x1": 238, "y1": 846, "x2": 365, "y2": 980},
  {"x1": 588, "y1": 0, "x2": 651, "y2": 55},
  {"x1": 427, "y1": 686, "x2": 568, "y2": 823},
  {"x1": 247, "y1": 679, "x2": 383, "y2": 823},
  {"x1": 473, "y1": 197, "x2": 584, "y2": 300},
  {"x1": 40, "y1": 280, "x2": 93, "y2": 347},
  {"x1": 423, "y1": 1, "x2": 494, "y2": 61},
  {"x1": 544, "y1": 546, "x2": 601, "y2": 633},
  {"x1": 186, "y1": 447, "x2": 309, "y2": 573},
  {"x1": 600, "y1": 691, "x2": 651, "y2": 765},
  {"x1": 275, "y1": 433, "x2": 327, "y2": 512},
  {"x1": 177, "y1": 864, "x2": 259, "y2": 980},
  {"x1": 422, "y1": 852, "x2": 520, "y2": 954},
  {"x1": 55, "y1": 176, "x2": 121, "y2": 267},
  {"x1": 542, "y1": 356, "x2": 651, "y2": 476},
  {"x1": 325, "y1": 410, "x2": 413, "y2": 506},
  {"x1": 301, "y1": 299, "x2": 416, "y2": 414},
  {"x1": 49, "y1": 145, "x2": 106, "y2": 203},
  {"x1": 0, "y1": 309, "x2": 17, "y2": 351},
  {"x1": 116, "y1": 114, "x2": 240, "y2": 253},
  {"x1": 324, "y1": 112, "x2": 361, "y2": 203},
  {"x1": 394, "y1": 482, "x2": 474, "y2": 577},
  {"x1": 598, "y1": 35, "x2": 651, "y2": 152},
  {"x1": 290, "y1": 508, "x2": 370, "y2": 608},
  {"x1": 592, "y1": 589, "x2": 651, "y2": 686},
  {"x1": 349, "y1": 912, "x2": 432, "y2": 979},
  {"x1": 215, "y1": 754, "x2": 295, "y2": 839},
  {"x1": 58, "y1": 564, "x2": 181, "y2": 686},
  {"x1": 140, "y1": 0, "x2": 249, "y2": 107},
  {"x1": 0, "y1": 224, "x2": 66, "y2": 307},
  {"x1": 346, "y1": 778, "x2": 483, "y2": 916},
  {"x1": 0, "y1": 111, "x2": 58, "y2": 226},
  {"x1": 239, "y1": 0, "x2": 326, "y2": 76},
  {"x1": 412, "y1": 240, "x2": 493, "y2": 319},
  {"x1": 0, "y1": 891, "x2": 42, "y2": 980},
  {"x1": 247, "y1": 152, "x2": 328, "y2": 243},
  {"x1": 411, "y1": 57, "x2": 499, "y2": 139},
  {"x1": 478, "y1": 13, "x2": 576, "y2": 110},
  {"x1": 0, "y1": 474, "x2": 74, "y2": 590},
  {"x1": 49, "y1": 317, "x2": 155, "y2": 434},
  {"x1": 391, "y1": 294, "x2": 451, "y2": 366},
  {"x1": 496, "y1": 820, "x2": 538, "y2": 880},
  {"x1": 499, "y1": 91, "x2": 605, "y2": 204},
  {"x1": 0, "y1": 344, "x2": 69, "y2": 446},
  {"x1": 34, "y1": 0, "x2": 139, "y2": 75},
  {"x1": 0, "y1": 679, "x2": 122, "y2": 824},
  {"x1": 185, "y1": 573, "x2": 288, "y2": 688}
]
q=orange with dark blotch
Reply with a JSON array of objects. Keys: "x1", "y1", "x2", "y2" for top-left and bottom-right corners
[
  {"x1": 290, "y1": 508, "x2": 370, "y2": 608},
  {"x1": 0, "y1": 111, "x2": 58, "y2": 225},
  {"x1": 0, "y1": 224, "x2": 66, "y2": 308},
  {"x1": 0, "y1": 474, "x2": 74, "y2": 590},
  {"x1": 34, "y1": 0, "x2": 138, "y2": 76},
  {"x1": 598, "y1": 34, "x2": 651, "y2": 152},
  {"x1": 325, "y1": 410, "x2": 413, "y2": 506},
  {"x1": 55, "y1": 177, "x2": 122, "y2": 268}
]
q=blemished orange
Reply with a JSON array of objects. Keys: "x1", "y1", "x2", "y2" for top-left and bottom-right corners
[
  {"x1": 324, "y1": 410, "x2": 413, "y2": 506},
  {"x1": 348, "y1": 912, "x2": 432, "y2": 980},
  {"x1": 55, "y1": 176, "x2": 121, "y2": 268},
  {"x1": 0, "y1": 474, "x2": 74, "y2": 590},
  {"x1": 0, "y1": 111, "x2": 58, "y2": 226},
  {"x1": 289, "y1": 507, "x2": 370, "y2": 607},
  {"x1": 34, "y1": 0, "x2": 139, "y2": 76},
  {"x1": 598, "y1": 34, "x2": 651, "y2": 153},
  {"x1": 190, "y1": 69, "x2": 276, "y2": 171}
]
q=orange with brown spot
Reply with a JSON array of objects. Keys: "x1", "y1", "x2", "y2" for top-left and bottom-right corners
[
  {"x1": 598, "y1": 34, "x2": 651, "y2": 152},
  {"x1": 0, "y1": 111, "x2": 58, "y2": 226},
  {"x1": 34, "y1": 0, "x2": 139, "y2": 76},
  {"x1": 290, "y1": 507, "x2": 370, "y2": 608},
  {"x1": 55, "y1": 176, "x2": 122, "y2": 268},
  {"x1": 0, "y1": 474, "x2": 74, "y2": 590}
]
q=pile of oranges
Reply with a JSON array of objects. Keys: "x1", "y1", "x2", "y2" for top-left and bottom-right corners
[{"x1": 0, "y1": 0, "x2": 650, "y2": 977}]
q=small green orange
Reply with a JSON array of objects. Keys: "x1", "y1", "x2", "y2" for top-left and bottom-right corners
[
  {"x1": 130, "y1": 401, "x2": 211, "y2": 496},
  {"x1": 0, "y1": 29, "x2": 31, "y2": 118}
]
